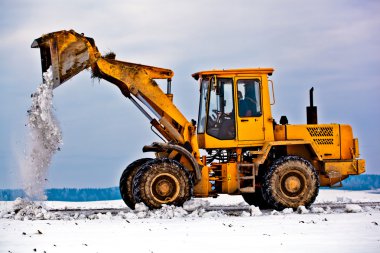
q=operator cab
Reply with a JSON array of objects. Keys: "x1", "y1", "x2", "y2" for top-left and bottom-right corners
[{"x1": 192, "y1": 68, "x2": 275, "y2": 149}]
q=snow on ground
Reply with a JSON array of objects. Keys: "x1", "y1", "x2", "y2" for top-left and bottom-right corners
[{"x1": 1, "y1": 189, "x2": 380, "y2": 253}]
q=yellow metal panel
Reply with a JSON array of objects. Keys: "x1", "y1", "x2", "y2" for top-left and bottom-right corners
[
  {"x1": 286, "y1": 145, "x2": 314, "y2": 162},
  {"x1": 320, "y1": 159, "x2": 365, "y2": 187},
  {"x1": 274, "y1": 124, "x2": 286, "y2": 141},
  {"x1": 357, "y1": 159, "x2": 366, "y2": 174},
  {"x1": 261, "y1": 74, "x2": 275, "y2": 143},
  {"x1": 192, "y1": 68, "x2": 274, "y2": 80},
  {"x1": 325, "y1": 159, "x2": 366, "y2": 176},
  {"x1": 339, "y1": 125, "x2": 354, "y2": 159},
  {"x1": 252, "y1": 140, "x2": 324, "y2": 166},
  {"x1": 221, "y1": 163, "x2": 239, "y2": 194},
  {"x1": 286, "y1": 124, "x2": 341, "y2": 159},
  {"x1": 319, "y1": 175, "x2": 348, "y2": 187},
  {"x1": 197, "y1": 133, "x2": 206, "y2": 149},
  {"x1": 353, "y1": 138, "x2": 360, "y2": 158},
  {"x1": 193, "y1": 166, "x2": 211, "y2": 197}
]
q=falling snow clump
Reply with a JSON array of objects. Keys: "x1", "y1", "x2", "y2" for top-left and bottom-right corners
[{"x1": 20, "y1": 66, "x2": 62, "y2": 200}]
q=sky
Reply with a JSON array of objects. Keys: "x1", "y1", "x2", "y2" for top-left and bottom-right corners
[{"x1": 0, "y1": 0, "x2": 379, "y2": 189}]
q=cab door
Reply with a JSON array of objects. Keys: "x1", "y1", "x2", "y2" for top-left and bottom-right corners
[{"x1": 236, "y1": 78, "x2": 265, "y2": 141}]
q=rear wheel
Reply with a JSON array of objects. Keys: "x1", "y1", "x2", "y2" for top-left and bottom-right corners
[
  {"x1": 133, "y1": 158, "x2": 193, "y2": 209},
  {"x1": 262, "y1": 156, "x2": 319, "y2": 210},
  {"x1": 119, "y1": 158, "x2": 152, "y2": 209},
  {"x1": 241, "y1": 188, "x2": 271, "y2": 209}
]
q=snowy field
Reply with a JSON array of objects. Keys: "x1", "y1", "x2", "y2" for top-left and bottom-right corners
[{"x1": 1, "y1": 189, "x2": 380, "y2": 253}]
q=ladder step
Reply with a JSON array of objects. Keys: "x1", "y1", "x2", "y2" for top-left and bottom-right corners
[
  {"x1": 249, "y1": 150, "x2": 264, "y2": 155},
  {"x1": 240, "y1": 176, "x2": 254, "y2": 180},
  {"x1": 240, "y1": 187, "x2": 255, "y2": 193},
  {"x1": 238, "y1": 164, "x2": 255, "y2": 167}
]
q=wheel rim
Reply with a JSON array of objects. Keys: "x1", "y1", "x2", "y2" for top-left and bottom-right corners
[
  {"x1": 280, "y1": 171, "x2": 306, "y2": 198},
  {"x1": 150, "y1": 173, "x2": 180, "y2": 204}
]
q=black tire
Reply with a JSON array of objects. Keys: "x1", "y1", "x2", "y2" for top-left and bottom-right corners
[
  {"x1": 241, "y1": 188, "x2": 271, "y2": 209},
  {"x1": 133, "y1": 158, "x2": 193, "y2": 209},
  {"x1": 119, "y1": 158, "x2": 152, "y2": 209},
  {"x1": 262, "y1": 156, "x2": 319, "y2": 211}
]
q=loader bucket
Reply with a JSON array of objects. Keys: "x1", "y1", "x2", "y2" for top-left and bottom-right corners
[{"x1": 31, "y1": 30, "x2": 100, "y2": 89}]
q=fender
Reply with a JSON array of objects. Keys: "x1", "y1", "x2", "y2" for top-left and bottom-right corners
[{"x1": 143, "y1": 142, "x2": 202, "y2": 183}]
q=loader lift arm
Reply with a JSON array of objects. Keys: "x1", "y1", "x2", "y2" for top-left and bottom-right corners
[{"x1": 32, "y1": 30, "x2": 202, "y2": 181}]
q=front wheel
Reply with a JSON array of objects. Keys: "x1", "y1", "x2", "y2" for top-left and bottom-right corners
[
  {"x1": 133, "y1": 158, "x2": 193, "y2": 209},
  {"x1": 262, "y1": 156, "x2": 319, "y2": 210},
  {"x1": 119, "y1": 158, "x2": 152, "y2": 209}
]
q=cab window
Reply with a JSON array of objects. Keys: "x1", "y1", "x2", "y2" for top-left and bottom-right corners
[
  {"x1": 237, "y1": 79, "x2": 261, "y2": 117},
  {"x1": 206, "y1": 78, "x2": 235, "y2": 140},
  {"x1": 197, "y1": 78, "x2": 209, "y2": 134}
]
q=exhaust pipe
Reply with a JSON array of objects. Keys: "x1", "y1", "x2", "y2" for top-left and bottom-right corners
[
  {"x1": 31, "y1": 30, "x2": 100, "y2": 89},
  {"x1": 307, "y1": 87, "x2": 318, "y2": 124}
]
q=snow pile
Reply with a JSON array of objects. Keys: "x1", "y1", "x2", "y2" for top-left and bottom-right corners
[
  {"x1": 201, "y1": 210, "x2": 226, "y2": 218},
  {"x1": 2, "y1": 195, "x2": 379, "y2": 221},
  {"x1": 282, "y1": 208, "x2": 294, "y2": 214},
  {"x1": 297, "y1": 206, "x2": 310, "y2": 214},
  {"x1": 150, "y1": 205, "x2": 189, "y2": 219},
  {"x1": 20, "y1": 66, "x2": 62, "y2": 200},
  {"x1": 183, "y1": 198, "x2": 210, "y2": 212},
  {"x1": 249, "y1": 205, "x2": 262, "y2": 216},
  {"x1": 310, "y1": 207, "x2": 325, "y2": 214},
  {"x1": 0, "y1": 198, "x2": 50, "y2": 220},
  {"x1": 345, "y1": 204, "x2": 362, "y2": 213},
  {"x1": 0, "y1": 199, "x2": 225, "y2": 220},
  {"x1": 270, "y1": 210, "x2": 280, "y2": 215},
  {"x1": 337, "y1": 196, "x2": 352, "y2": 203}
]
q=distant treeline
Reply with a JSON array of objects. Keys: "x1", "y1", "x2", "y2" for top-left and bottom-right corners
[
  {"x1": 1, "y1": 174, "x2": 379, "y2": 201},
  {"x1": 0, "y1": 187, "x2": 121, "y2": 201},
  {"x1": 337, "y1": 174, "x2": 380, "y2": 191}
]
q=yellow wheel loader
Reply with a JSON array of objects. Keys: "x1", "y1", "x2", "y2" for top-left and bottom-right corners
[{"x1": 32, "y1": 30, "x2": 365, "y2": 210}]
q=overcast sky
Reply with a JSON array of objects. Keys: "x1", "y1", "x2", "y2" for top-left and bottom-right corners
[{"x1": 1, "y1": 0, "x2": 379, "y2": 189}]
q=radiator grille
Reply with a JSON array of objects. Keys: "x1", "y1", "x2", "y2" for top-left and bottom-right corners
[
  {"x1": 314, "y1": 139, "x2": 334, "y2": 145},
  {"x1": 307, "y1": 127, "x2": 333, "y2": 137},
  {"x1": 307, "y1": 127, "x2": 334, "y2": 145}
]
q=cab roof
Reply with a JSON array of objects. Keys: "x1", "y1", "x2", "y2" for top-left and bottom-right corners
[{"x1": 192, "y1": 68, "x2": 274, "y2": 81}]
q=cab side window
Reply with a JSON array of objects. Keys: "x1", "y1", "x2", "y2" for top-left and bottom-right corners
[{"x1": 237, "y1": 79, "x2": 261, "y2": 117}]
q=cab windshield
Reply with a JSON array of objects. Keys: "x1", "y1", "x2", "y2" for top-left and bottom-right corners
[
  {"x1": 197, "y1": 77, "x2": 236, "y2": 140},
  {"x1": 197, "y1": 78, "x2": 209, "y2": 134}
]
